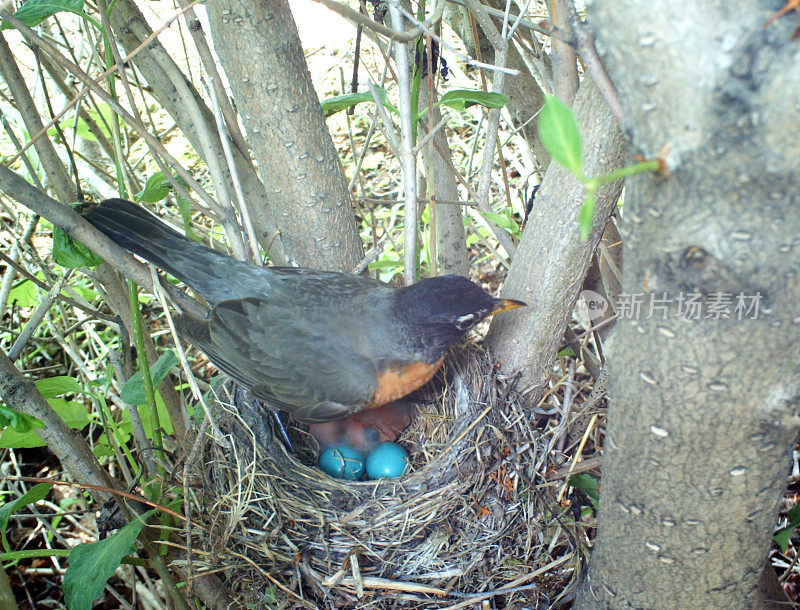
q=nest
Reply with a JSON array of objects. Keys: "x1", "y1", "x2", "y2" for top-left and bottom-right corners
[{"x1": 185, "y1": 342, "x2": 581, "y2": 608}]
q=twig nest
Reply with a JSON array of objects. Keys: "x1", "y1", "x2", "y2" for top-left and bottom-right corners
[{"x1": 194, "y1": 342, "x2": 555, "y2": 607}]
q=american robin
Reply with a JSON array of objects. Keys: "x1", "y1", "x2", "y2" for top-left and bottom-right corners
[{"x1": 83, "y1": 199, "x2": 526, "y2": 429}]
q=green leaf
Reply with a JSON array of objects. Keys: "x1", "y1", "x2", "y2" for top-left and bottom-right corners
[
  {"x1": 787, "y1": 503, "x2": 800, "y2": 525},
  {"x1": 74, "y1": 103, "x2": 113, "y2": 141},
  {"x1": 48, "y1": 103, "x2": 114, "y2": 143},
  {"x1": 35, "y1": 376, "x2": 86, "y2": 399},
  {"x1": 63, "y1": 513, "x2": 151, "y2": 610},
  {"x1": 321, "y1": 91, "x2": 374, "y2": 117},
  {"x1": 1, "y1": 0, "x2": 84, "y2": 29},
  {"x1": 320, "y1": 86, "x2": 396, "y2": 117},
  {"x1": 578, "y1": 191, "x2": 596, "y2": 241},
  {"x1": 482, "y1": 210, "x2": 520, "y2": 237},
  {"x1": 120, "y1": 350, "x2": 179, "y2": 406},
  {"x1": 134, "y1": 172, "x2": 172, "y2": 204},
  {"x1": 538, "y1": 95, "x2": 584, "y2": 178},
  {"x1": 774, "y1": 525, "x2": 794, "y2": 553},
  {"x1": 568, "y1": 472, "x2": 600, "y2": 508},
  {"x1": 0, "y1": 404, "x2": 42, "y2": 433},
  {"x1": 138, "y1": 391, "x2": 174, "y2": 437},
  {"x1": 8, "y1": 278, "x2": 38, "y2": 308},
  {"x1": 368, "y1": 259, "x2": 403, "y2": 269},
  {"x1": 557, "y1": 347, "x2": 575, "y2": 358},
  {"x1": 176, "y1": 192, "x2": 203, "y2": 243},
  {"x1": 53, "y1": 204, "x2": 103, "y2": 268},
  {"x1": 437, "y1": 89, "x2": 509, "y2": 112},
  {"x1": 52, "y1": 227, "x2": 103, "y2": 268},
  {"x1": 774, "y1": 503, "x2": 800, "y2": 552},
  {"x1": 0, "y1": 483, "x2": 52, "y2": 553},
  {"x1": 0, "y1": 399, "x2": 88, "y2": 449}
]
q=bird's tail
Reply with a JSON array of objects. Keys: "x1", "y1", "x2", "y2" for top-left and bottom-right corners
[{"x1": 82, "y1": 198, "x2": 240, "y2": 304}]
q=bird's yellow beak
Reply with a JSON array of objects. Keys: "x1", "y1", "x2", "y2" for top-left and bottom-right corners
[{"x1": 490, "y1": 298, "x2": 527, "y2": 315}]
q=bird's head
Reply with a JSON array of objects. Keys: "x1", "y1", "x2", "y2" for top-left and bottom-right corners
[{"x1": 395, "y1": 275, "x2": 526, "y2": 344}]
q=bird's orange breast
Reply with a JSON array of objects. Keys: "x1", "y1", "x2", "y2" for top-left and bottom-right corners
[{"x1": 367, "y1": 356, "x2": 445, "y2": 409}]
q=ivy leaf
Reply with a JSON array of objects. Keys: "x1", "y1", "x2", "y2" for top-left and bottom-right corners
[
  {"x1": 0, "y1": 483, "x2": 52, "y2": 553},
  {"x1": 0, "y1": 399, "x2": 88, "y2": 449},
  {"x1": 568, "y1": 472, "x2": 600, "y2": 509},
  {"x1": 52, "y1": 227, "x2": 103, "y2": 269},
  {"x1": 538, "y1": 95, "x2": 584, "y2": 179},
  {"x1": 321, "y1": 91, "x2": 374, "y2": 117},
  {"x1": 35, "y1": 376, "x2": 89, "y2": 399},
  {"x1": 8, "y1": 278, "x2": 38, "y2": 308},
  {"x1": 320, "y1": 86, "x2": 396, "y2": 117},
  {"x1": 482, "y1": 210, "x2": 521, "y2": 237},
  {"x1": 774, "y1": 503, "x2": 800, "y2": 552}
]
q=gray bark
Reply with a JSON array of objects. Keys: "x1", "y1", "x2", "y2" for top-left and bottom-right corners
[
  {"x1": 547, "y1": 0, "x2": 579, "y2": 105},
  {"x1": 486, "y1": 78, "x2": 625, "y2": 390},
  {"x1": 419, "y1": 86, "x2": 470, "y2": 276},
  {"x1": 575, "y1": 2, "x2": 800, "y2": 607},
  {"x1": 206, "y1": 0, "x2": 363, "y2": 271}
]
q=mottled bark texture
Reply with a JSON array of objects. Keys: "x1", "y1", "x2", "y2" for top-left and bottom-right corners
[
  {"x1": 575, "y1": 2, "x2": 800, "y2": 608},
  {"x1": 419, "y1": 86, "x2": 470, "y2": 276},
  {"x1": 486, "y1": 78, "x2": 625, "y2": 391},
  {"x1": 206, "y1": 0, "x2": 363, "y2": 271}
]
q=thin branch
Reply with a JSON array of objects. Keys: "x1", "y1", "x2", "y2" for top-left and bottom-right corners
[
  {"x1": 9, "y1": 275, "x2": 67, "y2": 361},
  {"x1": 3, "y1": 0, "x2": 204, "y2": 169},
  {"x1": 566, "y1": 5, "x2": 624, "y2": 125},
  {"x1": 176, "y1": 0, "x2": 249, "y2": 157},
  {"x1": 205, "y1": 77, "x2": 260, "y2": 264},
  {"x1": 390, "y1": 0, "x2": 520, "y2": 76},
  {"x1": 447, "y1": 0, "x2": 571, "y2": 43},
  {"x1": 310, "y1": 0, "x2": 442, "y2": 43},
  {"x1": 389, "y1": 5, "x2": 418, "y2": 285},
  {"x1": 0, "y1": 348, "x2": 122, "y2": 506},
  {"x1": 464, "y1": 0, "x2": 517, "y2": 257}
]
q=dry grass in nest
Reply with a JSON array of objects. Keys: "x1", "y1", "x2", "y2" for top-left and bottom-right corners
[{"x1": 183, "y1": 341, "x2": 598, "y2": 608}]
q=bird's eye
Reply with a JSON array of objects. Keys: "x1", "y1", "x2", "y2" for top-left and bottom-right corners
[{"x1": 454, "y1": 313, "x2": 477, "y2": 330}]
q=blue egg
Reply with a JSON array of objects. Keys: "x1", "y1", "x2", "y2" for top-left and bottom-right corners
[
  {"x1": 366, "y1": 442, "x2": 409, "y2": 480},
  {"x1": 318, "y1": 444, "x2": 365, "y2": 480}
]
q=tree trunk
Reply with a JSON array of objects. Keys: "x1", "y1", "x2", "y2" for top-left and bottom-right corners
[
  {"x1": 575, "y1": 2, "x2": 800, "y2": 607},
  {"x1": 207, "y1": 0, "x2": 363, "y2": 271},
  {"x1": 486, "y1": 78, "x2": 625, "y2": 393}
]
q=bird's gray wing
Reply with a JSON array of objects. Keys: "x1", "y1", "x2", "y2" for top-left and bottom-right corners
[{"x1": 180, "y1": 298, "x2": 378, "y2": 422}]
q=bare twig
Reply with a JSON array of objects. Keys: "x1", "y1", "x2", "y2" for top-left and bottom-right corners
[
  {"x1": 9, "y1": 275, "x2": 68, "y2": 361},
  {"x1": 310, "y1": 0, "x2": 442, "y2": 43},
  {"x1": 0, "y1": 6, "x2": 229, "y2": 221},
  {"x1": 566, "y1": 5, "x2": 624, "y2": 125},
  {"x1": 389, "y1": 5, "x2": 418, "y2": 285},
  {"x1": 148, "y1": 265, "x2": 227, "y2": 447},
  {"x1": 205, "y1": 77, "x2": 261, "y2": 264}
]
